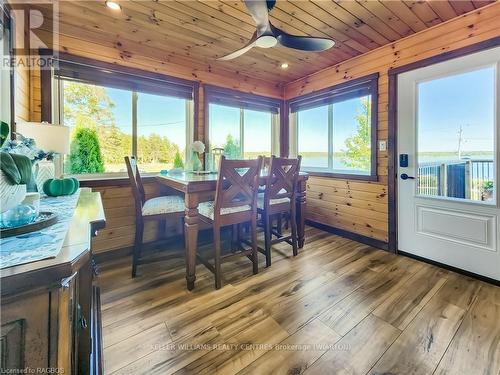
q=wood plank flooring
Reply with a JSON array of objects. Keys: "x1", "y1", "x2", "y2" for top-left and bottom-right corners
[{"x1": 98, "y1": 226, "x2": 500, "y2": 375}]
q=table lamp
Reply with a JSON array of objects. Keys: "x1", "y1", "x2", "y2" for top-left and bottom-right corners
[{"x1": 15, "y1": 122, "x2": 70, "y2": 193}]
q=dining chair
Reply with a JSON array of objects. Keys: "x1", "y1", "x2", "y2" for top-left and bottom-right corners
[
  {"x1": 258, "y1": 155, "x2": 302, "y2": 267},
  {"x1": 198, "y1": 155, "x2": 263, "y2": 289},
  {"x1": 125, "y1": 156, "x2": 185, "y2": 278}
]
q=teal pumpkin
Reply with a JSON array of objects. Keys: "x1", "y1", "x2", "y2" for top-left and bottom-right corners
[{"x1": 43, "y1": 177, "x2": 80, "y2": 196}]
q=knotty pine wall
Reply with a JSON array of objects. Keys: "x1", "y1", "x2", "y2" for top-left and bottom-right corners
[{"x1": 284, "y1": 3, "x2": 500, "y2": 243}]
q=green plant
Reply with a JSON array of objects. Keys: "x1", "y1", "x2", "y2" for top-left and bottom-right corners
[
  {"x1": 0, "y1": 121, "x2": 9, "y2": 147},
  {"x1": 173, "y1": 151, "x2": 184, "y2": 169},
  {"x1": 341, "y1": 98, "x2": 371, "y2": 171},
  {"x1": 223, "y1": 134, "x2": 241, "y2": 159},
  {"x1": 483, "y1": 180, "x2": 494, "y2": 191},
  {"x1": 69, "y1": 127, "x2": 105, "y2": 174}
]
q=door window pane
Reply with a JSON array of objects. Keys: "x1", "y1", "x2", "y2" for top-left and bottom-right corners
[
  {"x1": 137, "y1": 93, "x2": 187, "y2": 172},
  {"x1": 335, "y1": 96, "x2": 371, "y2": 175},
  {"x1": 63, "y1": 81, "x2": 132, "y2": 174},
  {"x1": 209, "y1": 104, "x2": 241, "y2": 159},
  {"x1": 417, "y1": 66, "x2": 495, "y2": 202},
  {"x1": 297, "y1": 105, "x2": 329, "y2": 168},
  {"x1": 243, "y1": 109, "x2": 272, "y2": 158}
]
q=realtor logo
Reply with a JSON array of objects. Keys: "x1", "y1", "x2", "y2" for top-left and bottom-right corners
[{"x1": 1, "y1": 0, "x2": 59, "y2": 70}]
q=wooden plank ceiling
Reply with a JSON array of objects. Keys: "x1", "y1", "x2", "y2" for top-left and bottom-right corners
[{"x1": 50, "y1": 0, "x2": 494, "y2": 86}]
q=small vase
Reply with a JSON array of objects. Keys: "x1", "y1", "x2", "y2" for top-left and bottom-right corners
[
  {"x1": 187, "y1": 151, "x2": 202, "y2": 172},
  {"x1": 35, "y1": 160, "x2": 55, "y2": 195}
]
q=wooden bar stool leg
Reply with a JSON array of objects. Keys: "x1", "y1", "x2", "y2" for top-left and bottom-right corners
[
  {"x1": 277, "y1": 214, "x2": 283, "y2": 236},
  {"x1": 132, "y1": 221, "x2": 144, "y2": 278},
  {"x1": 264, "y1": 213, "x2": 272, "y2": 267},
  {"x1": 290, "y1": 206, "x2": 298, "y2": 257},
  {"x1": 251, "y1": 217, "x2": 258, "y2": 275},
  {"x1": 214, "y1": 225, "x2": 222, "y2": 289}
]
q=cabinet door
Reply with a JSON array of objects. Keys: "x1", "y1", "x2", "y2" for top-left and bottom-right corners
[{"x1": 1, "y1": 294, "x2": 50, "y2": 371}]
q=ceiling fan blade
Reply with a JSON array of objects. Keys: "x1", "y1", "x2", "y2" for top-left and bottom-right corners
[
  {"x1": 217, "y1": 32, "x2": 258, "y2": 61},
  {"x1": 272, "y1": 26, "x2": 335, "y2": 52},
  {"x1": 244, "y1": 0, "x2": 270, "y2": 30}
]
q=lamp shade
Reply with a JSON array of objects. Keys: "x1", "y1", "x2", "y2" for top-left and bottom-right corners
[{"x1": 16, "y1": 122, "x2": 70, "y2": 154}]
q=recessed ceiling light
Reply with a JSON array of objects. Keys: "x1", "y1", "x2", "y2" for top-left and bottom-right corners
[
  {"x1": 280, "y1": 62, "x2": 289, "y2": 69},
  {"x1": 105, "y1": 1, "x2": 121, "y2": 11}
]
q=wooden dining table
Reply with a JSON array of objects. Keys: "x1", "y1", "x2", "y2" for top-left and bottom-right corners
[{"x1": 156, "y1": 171, "x2": 309, "y2": 290}]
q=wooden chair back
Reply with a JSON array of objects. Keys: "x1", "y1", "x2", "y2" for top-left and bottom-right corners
[
  {"x1": 263, "y1": 156, "x2": 302, "y2": 209},
  {"x1": 125, "y1": 156, "x2": 146, "y2": 215},
  {"x1": 214, "y1": 156, "x2": 263, "y2": 221}
]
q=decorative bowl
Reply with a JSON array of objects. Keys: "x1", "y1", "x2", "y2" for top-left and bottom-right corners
[{"x1": 1, "y1": 203, "x2": 37, "y2": 228}]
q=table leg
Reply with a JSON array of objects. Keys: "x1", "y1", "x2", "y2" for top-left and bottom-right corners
[
  {"x1": 296, "y1": 181, "x2": 307, "y2": 248},
  {"x1": 184, "y1": 193, "x2": 199, "y2": 290}
]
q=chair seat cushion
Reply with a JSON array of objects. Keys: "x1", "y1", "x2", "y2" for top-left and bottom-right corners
[
  {"x1": 257, "y1": 194, "x2": 290, "y2": 209},
  {"x1": 198, "y1": 201, "x2": 251, "y2": 220},
  {"x1": 142, "y1": 196, "x2": 185, "y2": 216}
]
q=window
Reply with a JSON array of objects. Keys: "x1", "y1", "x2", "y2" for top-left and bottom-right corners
[
  {"x1": 289, "y1": 74, "x2": 378, "y2": 179},
  {"x1": 53, "y1": 55, "x2": 195, "y2": 177},
  {"x1": 206, "y1": 85, "x2": 280, "y2": 159},
  {"x1": 416, "y1": 66, "x2": 495, "y2": 202}
]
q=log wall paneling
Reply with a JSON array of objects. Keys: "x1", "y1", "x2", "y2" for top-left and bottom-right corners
[{"x1": 284, "y1": 3, "x2": 500, "y2": 244}]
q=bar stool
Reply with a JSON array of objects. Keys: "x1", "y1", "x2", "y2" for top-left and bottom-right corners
[
  {"x1": 258, "y1": 156, "x2": 302, "y2": 267},
  {"x1": 197, "y1": 156, "x2": 263, "y2": 289},
  {"x1": 125, "y1": 156, "x2": 185, "y2": 278}
]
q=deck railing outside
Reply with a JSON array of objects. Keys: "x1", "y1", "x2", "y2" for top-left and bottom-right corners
[{"x1": 417, "y1": 159, "x2": 494, "y2": 201}]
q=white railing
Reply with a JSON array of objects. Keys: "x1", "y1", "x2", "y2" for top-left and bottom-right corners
[{"x1": 417, "y1": 159, "x2": 493, "y2": 201}]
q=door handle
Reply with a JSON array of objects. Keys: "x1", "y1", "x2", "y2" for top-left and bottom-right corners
[{"x1": 400, "y1": 173, "x2": 415, "y2": 180}]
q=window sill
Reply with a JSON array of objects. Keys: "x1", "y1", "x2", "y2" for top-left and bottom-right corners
[{"x1": 303, "y1": 170, "x2": 378, "y2": 181}]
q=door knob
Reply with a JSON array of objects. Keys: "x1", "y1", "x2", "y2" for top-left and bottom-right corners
[{"x1": 400, "y1": 173, "x2": 415, "y2": 180}]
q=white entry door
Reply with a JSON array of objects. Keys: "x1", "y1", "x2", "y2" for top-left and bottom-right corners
[{"x1": 398, "y1": 46, "x2": 500, "y2": 280}]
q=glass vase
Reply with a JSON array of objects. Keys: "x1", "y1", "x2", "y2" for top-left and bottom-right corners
[{"x1": 187, "y1": 151, "x2": 202, "y2": 172}]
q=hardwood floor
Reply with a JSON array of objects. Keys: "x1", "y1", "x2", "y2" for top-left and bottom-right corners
[{"x1": 98, "y1": 226, "x2": 500, "y2": 375}]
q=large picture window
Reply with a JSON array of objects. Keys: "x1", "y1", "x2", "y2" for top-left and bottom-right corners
[
  {"x1": 206, "y1": 85, "x2": 280, "y2": 159},
  {"x1": 53, "y1": 55, "x2": 195, "y2": 177},
  {"x1": 289, "y1": 73, "x2": 378, "y2": 180}
]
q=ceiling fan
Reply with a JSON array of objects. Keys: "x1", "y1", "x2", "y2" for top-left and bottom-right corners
[{"x1": 218, "y1": 0, "x2": 335, "y2": 61}]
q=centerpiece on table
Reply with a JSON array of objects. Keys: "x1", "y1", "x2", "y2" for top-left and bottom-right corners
[{"x1": 186, "y1": 140, "x2": 205, "y2": 173}]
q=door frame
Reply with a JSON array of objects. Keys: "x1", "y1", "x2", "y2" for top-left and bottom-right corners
[{"x1": 387, "y1": 36, "x2": 500, "y2": 254}]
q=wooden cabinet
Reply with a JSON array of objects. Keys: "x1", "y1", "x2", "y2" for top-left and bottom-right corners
[{"x1": 0, "y1": 191, "x2": 105, "y2": 374}]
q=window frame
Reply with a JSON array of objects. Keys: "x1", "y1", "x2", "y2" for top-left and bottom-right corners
[
  {"x1": 287, "y1": 73, "x2": 379, "y2": 181},
  {"x1": 50, "y1": 54, "x2": 197, "y2": 179},
  {"x1": 204, "y1": 84, "x2": 282, "y2": 159}
]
